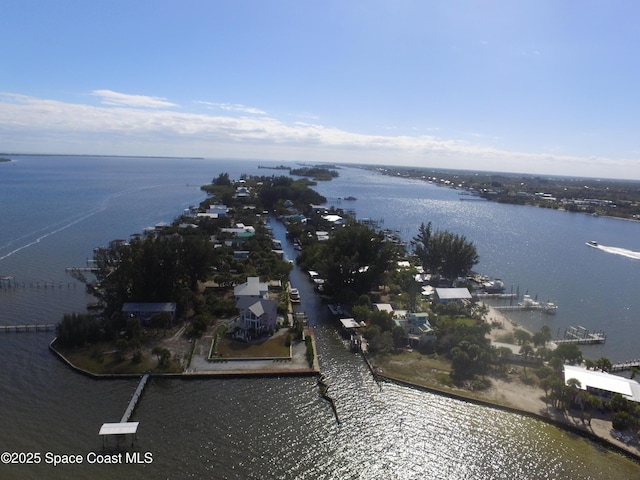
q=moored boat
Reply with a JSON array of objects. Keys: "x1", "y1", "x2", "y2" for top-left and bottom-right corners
[{"x1": 289, "y1": 288, "x2": 300, "y2": 303}]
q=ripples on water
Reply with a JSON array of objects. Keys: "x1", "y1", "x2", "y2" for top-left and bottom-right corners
[{"x1": 1, "y1": 158, "x2": 639, "y2": 479}]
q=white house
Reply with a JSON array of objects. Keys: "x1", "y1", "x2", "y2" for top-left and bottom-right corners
[
  {"x1": 234, "y1": 276, "x2": 269, "y2": 302},
  {"x1": 434, "y1": 287, "x2": 472, "y2": 304},
  {"x1": 233, "y1": 296, "x2": 278, "y2": 340},
  {"x1": 564, "y1": 365, "x2": 640, "y2": 403},
  {"x1": 394, "y1": 312, "x2": 435, "y2": 348}
]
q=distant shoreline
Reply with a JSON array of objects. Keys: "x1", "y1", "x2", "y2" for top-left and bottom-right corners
[{"x1": 0, "y1": 153, "x2": 204, "y2": 160}]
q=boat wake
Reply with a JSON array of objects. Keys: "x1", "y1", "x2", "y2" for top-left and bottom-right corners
[
  {"x1": 0, "y1": 210, "x2": 101, "y2": 262},
  {"x1": 588, "y1": 242, "x2": 640, "y2": 261},
  {"x1": 0, "y1": 184, "x2": 172, "y2": 263}
]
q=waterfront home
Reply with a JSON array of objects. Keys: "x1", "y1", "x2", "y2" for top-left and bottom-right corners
[
  {"x1": 322, "y1": 214, "x2": 345, "y2": 226},
  {"x1": 221, "y1": 224, "x2": 256, "y2": 247},
  {"x1": 234, "y1": 276, "x2": 269, "y2": 302},
  {"x1": 373, "y1": 303, "x2": 394, "y2": 315},
  {"x1": 233, "y1": 296, "x2": 277, "y2": 340},
  {"x1": 394, "y1": 312, "x2": 436, "y2": 349},
  {"x1": 197, "y1": 203, "x2": 229, "y2": 218},
  {"x1": 434, "y1": 287, "x2": 472, "y2": 304},
  {"x1": 564, "y1": 365, "x2": 640, "y2": 404}
]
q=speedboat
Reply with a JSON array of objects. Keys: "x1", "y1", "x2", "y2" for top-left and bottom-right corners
[{"x1": 586, "y1": 240, "x2": 598, "y2": 248}]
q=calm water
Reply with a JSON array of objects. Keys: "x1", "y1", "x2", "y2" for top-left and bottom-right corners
[
  {"x1": 0, "y1": 156, "x2": 638, "y2": 479},
  {"x1": 313, "y1": 167, "x2": 640, "y2": 362}
]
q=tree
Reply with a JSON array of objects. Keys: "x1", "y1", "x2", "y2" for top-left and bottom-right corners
[
  {"x1": 553, "y1": 343, "x2": 583, "y2": 366},
  {"x1": 56, "y1": 313, "x2": 101, "y2": 348},
  {"x1": 514, "y1": 328, "x2": 532, "y2": 345},
  {"x1": 520, "y1": 342, "x2": 535, "y2": 377},
  {"x1": 316, "y1": 222, "x2": 399, "y2": 302},
  {"x1": 152, "y1": 345, "x2": 171, "y2": 367},
  {"x1": 213, "y1": 172, "x2": 231, "y2": 186},
  {"x1": 595, "y1": 357, "x2": 613, "y2": 373},
  {"x1": 411, "y1": 222, "x2": 479, "y2": 282},
  {"x1": 533, "y1": 325, "x2": 552, "y2": 347}
]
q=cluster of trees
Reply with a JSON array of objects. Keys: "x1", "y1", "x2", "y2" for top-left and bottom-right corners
[
  {"x1": 411, "y1": 222, "x2": 479, "y2": 282},
  {"x1": 90, "y1": 234, "x2": 215, "y2": 321},
  {"x1": 297, "y1": 221, "x2": 400, "y2": 303},
  {"x1": 258, "y1": 176, "x2": 326, "y2": 212},
  {"x1": 289, "y1": 166, "x2": 339, "y2": 181}
]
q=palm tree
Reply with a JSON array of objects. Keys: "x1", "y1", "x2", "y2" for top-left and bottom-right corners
[{"x1": 520, "y1": 342, "x2": 535, "y2": 378}]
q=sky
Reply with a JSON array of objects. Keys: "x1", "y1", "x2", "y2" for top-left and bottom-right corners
[{"x1": 2, "y1": 0, "x2": 640, "y2": 179}]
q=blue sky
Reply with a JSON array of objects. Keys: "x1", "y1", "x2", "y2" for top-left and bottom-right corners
[{"x1": 2, "y1": 1, "x2": 640, "y2": 179}]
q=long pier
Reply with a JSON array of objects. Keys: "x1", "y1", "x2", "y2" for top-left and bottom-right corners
[
  {"x1": 121, "y1": 373, "x2": 150, "y2": 423},
  {"x1": 610, "y1": 360, "x2": 640, "y2": 372},
  {"x1": 553, "y1": 326, "x2": 606, "y2": 345},
  {"x1": 0, "y1": 324, "x2": 57, "y2": 333},
  {"x1": 476, "y1": 293, "x2": 518, "y2": 299}
]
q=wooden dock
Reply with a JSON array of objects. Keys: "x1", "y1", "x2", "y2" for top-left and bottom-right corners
[
  {"x1": 0, "y1": 324, "x2": 57, "y2": 333},
  {"x1": 553, "y1": 326, "x2": 606, "y2": 345},
  {"x1": 476, "y1": 293, "x2": 518, "y2": 299},
  {"x1": 121, "y1": 373, "x2": 150, "y2": 423},
  {"x1": 610, "y1": 360, "x2": 640, "y2": 372}
]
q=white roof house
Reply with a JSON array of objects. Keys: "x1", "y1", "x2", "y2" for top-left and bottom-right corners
[
  {"x1": 435, "y1": 288, "x2": 472, "y2": 303},
  {"x1": 564, "y1": 365, "x2": 640, "y2": 403},
  {"x1": 234, "y1": 277, "x2": 269, "y2": 300},
  {"x1": 373, "y1": 303, "x2": 394, "y2": 314},
  {"x1": 322, "y1": 214, "x2": 345, "y2": 225},
  {"x1": 234, "y1": 297, "x2": 278, "y2": 339}
]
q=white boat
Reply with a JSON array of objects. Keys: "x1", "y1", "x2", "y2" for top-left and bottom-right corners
[
  {"x1": 289, "y1": 288, "x2": 300, "y2": 303},
  {"x1": 542, "y1": 302, "x2": 558, "y2": 314},
  {"x1": 586, "y1": 240, "x2": 599, "y2": 248},
  {"x1": 519, "y1": 294, "x2": 540, "y2": 308}
]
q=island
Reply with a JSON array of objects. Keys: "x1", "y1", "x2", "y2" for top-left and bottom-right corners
[{"x1": 52, "y1": 168, "x2": 640, "y2": 461}]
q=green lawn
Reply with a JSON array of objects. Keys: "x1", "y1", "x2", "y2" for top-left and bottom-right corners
[{"x1": 216, "y1": 333, "x2": 291, "y2": 358}]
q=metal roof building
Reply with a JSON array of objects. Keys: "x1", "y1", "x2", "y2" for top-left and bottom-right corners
[{"x1": 564, "y1": 365, "x2": 640, "y2": 403}]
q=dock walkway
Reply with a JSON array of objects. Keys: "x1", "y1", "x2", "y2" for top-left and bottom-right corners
[
  {"x1": 121, "y1": 373, "x2": 150, "y2": 423},
  {"x1": 553, "y1": 326, "x2": 606, "y2": 345},
  {"x1": 0, "y1": 324, "x2": 57, "y2": 333},
  {"x1": 611, "y1": 360, "x2": 640, "y2": 372}
]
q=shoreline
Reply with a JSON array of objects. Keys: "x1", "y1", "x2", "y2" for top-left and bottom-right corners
[
  {"x1": 371, "y1": 303, "x2": 640, "y2": 462},
  {"x1": 49, "y1": 326, "x2": 321, "y2": 379}
]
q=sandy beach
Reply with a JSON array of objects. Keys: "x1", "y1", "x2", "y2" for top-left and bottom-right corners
[{"x1": 480, "y1": 304, "x2": 640, "y2": 458}]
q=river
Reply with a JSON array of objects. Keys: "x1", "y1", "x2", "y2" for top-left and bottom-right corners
[{"x1": 0, "y1": 156, "x2": 638, "y2": 478}]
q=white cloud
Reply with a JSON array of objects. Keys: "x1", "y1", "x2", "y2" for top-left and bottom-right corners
[
  {"x1": 92, "y1": 90, "x2": 178, "y2": 108},
  {"x1": 0, "y1": 91, "x2": 638, "y2": 179},
  {"x1": 195, "y1": 101, "x2": 267, "y2": 115}
]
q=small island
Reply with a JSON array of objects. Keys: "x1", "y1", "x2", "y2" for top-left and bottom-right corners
[{"x1": 0, "y1": 157, "x2": 11, "y2": 162}]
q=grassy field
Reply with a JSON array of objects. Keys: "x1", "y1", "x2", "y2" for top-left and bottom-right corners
[
  {"x1": 54, "y1": 343, "x2": 183, "y2": 375},
  {"x1": 216, "y1": 332, "x2": 291, "y2": 359},
  {"x1": 372, "y1": 351, "x2": 455, "y2": 388}
]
